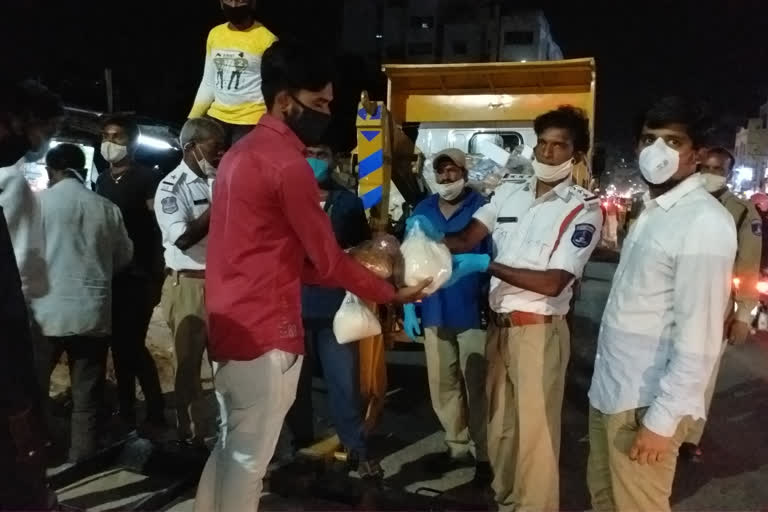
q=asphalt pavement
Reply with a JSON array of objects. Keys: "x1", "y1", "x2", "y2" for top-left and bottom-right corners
[{"x1": 51, "y1": 261, "x2": 768, "y2": 511}]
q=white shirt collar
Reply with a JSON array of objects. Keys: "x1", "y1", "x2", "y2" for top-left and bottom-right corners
[
  {"x1": 179, "y1": 160, "x2": 207, "y2": 184},
  {"x1": 530, "y1": 176, "x2": 573, "y2": 203},
  {"x1": 643, "y1": 174, "x2": 703, "y2": 211}
]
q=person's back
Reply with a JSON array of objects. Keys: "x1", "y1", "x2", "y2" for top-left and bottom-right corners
[
  {"x1": 0, "y1": 158, "x2": 46, "y2": 298},
  {"x1": 33, "y1": 179, "x2": 132, "y2": 336}
]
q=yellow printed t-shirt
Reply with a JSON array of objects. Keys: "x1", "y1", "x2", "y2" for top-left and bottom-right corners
[{"x1": 189, "y1": 23, "x2": 277, "y2": 125}]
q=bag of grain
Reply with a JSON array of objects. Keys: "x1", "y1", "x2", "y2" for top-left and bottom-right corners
[
  {"x1": 333, "y1": 291, "x2": 382, "y2": 344},
  {"x1": 400, "y1": 219, "x2": 452, "y2": 294}
]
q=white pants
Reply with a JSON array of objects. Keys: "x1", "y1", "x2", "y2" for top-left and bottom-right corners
[{"x1": 194, "y1": 350, "x2": 303, "y2": 512}]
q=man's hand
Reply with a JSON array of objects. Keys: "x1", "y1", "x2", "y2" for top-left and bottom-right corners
[
  {"x1": 405, "y1": 215, "x2": 444, "y2": 241},
  {"x1": 394, "y1": 278, "x2": 433, "y2": 304},
  {"x1": 728, "y1": 320, "x2": 752, "y2": 345},
  {"x1": 402, "y1": 303, "x2": 422, "y2": 341},
  {"x1": 444, "y1": 253, "x2": 491, "y2": 287},
  {"x1": 629, "y1": 425, "x2": 673, "y2": 465}
]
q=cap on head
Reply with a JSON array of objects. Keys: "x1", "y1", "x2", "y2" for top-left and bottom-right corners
[{"x1": 432, "y1": 148, "x2": 466, "y2": 170}]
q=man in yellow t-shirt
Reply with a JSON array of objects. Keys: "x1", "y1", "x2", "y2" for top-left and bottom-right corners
[{"x1": 189, "y1": 0, "x2": 277, "y2": 144}]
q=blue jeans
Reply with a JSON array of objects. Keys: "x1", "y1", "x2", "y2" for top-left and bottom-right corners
[{"x1": 286, "y1": 321, "x2": 367, "y2": 458}]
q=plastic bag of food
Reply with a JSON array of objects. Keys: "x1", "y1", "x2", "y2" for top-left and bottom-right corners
[
  {"x1": 350, "y1": 241, "x2": 394, "y2": 279},
  {"x1": 401, "y1": 219, "x2": 452, "y2": 294},
  {"x1": 371, "y1": 233, "x2": 401, "y2": 258},
  {"x1": 333, "y1": 292, "x2": 382, "y2": 344}
]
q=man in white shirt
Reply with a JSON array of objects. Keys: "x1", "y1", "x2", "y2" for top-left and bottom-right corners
[
  {"x1": 587, "y1": 97, "x2": 737, "y2": 512},
  {"x1": 155, "y1": 118, "x2": 225, "y2": 445},
  {"x1": 409, "y1": 106, "x2": 603, "y2": 511},
  {"x1": 31, "y1": 143, "x2": 133, "y2": 463},
  {"x1": 0, "y1": 81, "x2": 63, "y2": 300},
  {"x1": 0, "y1": 79, "x2": 63, "y2": 511}
]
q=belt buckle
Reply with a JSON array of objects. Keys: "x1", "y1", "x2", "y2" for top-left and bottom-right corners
[{"x1": 173, "y1": 270, "x2": 180, "y2": 287}]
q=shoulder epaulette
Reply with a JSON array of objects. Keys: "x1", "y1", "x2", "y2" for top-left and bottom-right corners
[
  {"x1": 569, "y1": 184, "x2": 600, "y2": 206},
  {"x1": 158, "y1": 172, "x2": 184, "y2": 194},
  {"x1": 501, "y1": 173, "x2": 530, "y2": 184}
]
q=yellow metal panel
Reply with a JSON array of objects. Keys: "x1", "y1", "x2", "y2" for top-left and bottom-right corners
[
  {"x1": 398, "y1": 92, "x2": 593, "y2": 123},
  {"x1": 384, "y1": 59, "x2": 595, "y2": 98},
  {"x1": 359, "y1": 168, "x2": 383, "y2": 196}
]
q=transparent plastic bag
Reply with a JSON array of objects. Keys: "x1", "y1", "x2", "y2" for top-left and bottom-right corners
[
  {"x1": 350, "y1": 236, "x2": 399, "y2": 280},
  {"x1": 333, "y1": 291, "x2": 382, "y2": 344},
  {"x1": 371, "y1": 233, "x2": 401, "y2": 258},
  {"x1": 400, "y1": 219, "x2": 452, "y2": 294}
]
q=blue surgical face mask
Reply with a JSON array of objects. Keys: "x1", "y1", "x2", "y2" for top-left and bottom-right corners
[{"x1": 307, "y1": 157, "x2": 330, "y2": 182}]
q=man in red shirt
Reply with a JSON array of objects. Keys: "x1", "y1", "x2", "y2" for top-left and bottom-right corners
[{"x1": 194, "y1": 42, "x2": 429, "y2": 512}]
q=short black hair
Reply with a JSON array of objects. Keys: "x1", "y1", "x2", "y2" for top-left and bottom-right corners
[
  {"x1": 103, "y1": 115, "x2": 140, "y2": 143},
  {"x1": 46, "y1": 143, "x2": 86, "y2": 179},
  {"x1": 706, "y1": 146, "x2": 735, "y2": 171},
  {"x1": 0, "y1": 80, "x2": 63, "y2": 121},
  {"x1": 261, "y1": 41, "x2": 335, "y2": 110},
  {"x1": 635, "y1": 96, "x2": 713, "y2": 148},
  {"x1": 533, "y1": 105, "x2": 590, "y2": 154}
]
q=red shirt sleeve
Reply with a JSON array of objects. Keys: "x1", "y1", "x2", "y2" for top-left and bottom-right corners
[{"x1": 281, "y1": 159, "x2": 396, "y2": 304}]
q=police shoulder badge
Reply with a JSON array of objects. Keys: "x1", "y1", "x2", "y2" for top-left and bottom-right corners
[
  {"x1": 161, "y1": 196, "x2": 178, "y2": 214},
  {"x1": 571, "y1": 223, "x2": 596, "y2": 248},
  {"x1": 752, "y1": 219, "x2": 762, "y2": 236}
]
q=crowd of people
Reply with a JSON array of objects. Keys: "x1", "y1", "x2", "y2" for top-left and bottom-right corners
[{"x1": 0, "y1": 1, "x2": 763, "y2": 512}]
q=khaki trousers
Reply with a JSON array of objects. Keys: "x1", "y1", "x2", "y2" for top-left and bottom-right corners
[
  {"x1": 587, "y1": 406, "x2": 691, "y2": 512},
  {"x1": 685, "y1": 341, "x2": 727, "y2": 445},
  {"x1": 160, "y1": 273, "x2": 211, "y2": 441},
  {"x1": 423, "y1": 327, "x2": 488, "y2": 461},
  {"x1": 194, "y1": 350, "x2": 302, "y2": 512},
  {"x1": 487, "y1": 318, "x2": 570, "y2": 512}
]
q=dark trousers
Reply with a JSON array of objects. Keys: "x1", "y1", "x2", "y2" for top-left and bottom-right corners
[
  {"x1": 34, "y1": 336, "x2": 108, "y2": 462},
  {"x1": 286, "y1": 321, "x2": 367, "y2": 458},
  {"x1": 205, "y1": 116, "x2": 254, "y2": 146},
  {"x1": 111, "y1": 276, "x2": 165, "y2": 424}
]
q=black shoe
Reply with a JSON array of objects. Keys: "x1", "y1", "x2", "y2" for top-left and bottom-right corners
[
  {"x1": 680, "y1": 442, "x2": 703, "y2": 462},
  {"x1": 423, "y1": 451, "x2": 474, "y2": 475},
  {"x1": 472, "y1": 461, "x2": 493, "y2": 488}
]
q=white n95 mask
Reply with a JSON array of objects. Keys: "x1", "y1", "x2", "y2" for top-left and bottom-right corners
[
  {"x1": 639, "y1": 138, "x2": 680, "y2": 184},
  {"x1": 101, "y1": 141, "x2": 128, "y2": 164},
  {"x1": 435, "y1": 180, "x2": 465, "y2": 201},
  {"x1": 532, "y1": 158, "x2": 574, "y2": 183},
  {"x1": 702, "y1": 173, "x2": 727, "y2": 193}
]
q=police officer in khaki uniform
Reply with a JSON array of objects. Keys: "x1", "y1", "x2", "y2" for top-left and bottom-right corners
[
  {"x1": 155, "y1": 118, "x2": 226, "y2": 444},
  {"x1": 681, "y1": 146, "x2": 762, "y2": 459},
  {"x1": 409, "y1": 106, "x2": 603, "y2": 511}
]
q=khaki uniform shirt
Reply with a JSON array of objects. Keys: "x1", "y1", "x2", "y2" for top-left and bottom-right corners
[{"x1": 715, "y1": 188, "x2": 762, "y2": 323}]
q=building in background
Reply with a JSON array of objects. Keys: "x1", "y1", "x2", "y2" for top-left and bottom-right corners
[
  {"x1": 734, "y1": 100, "x2": 768, "y2": 191},
  {"x1": 342, "y1": 0, "x2": 562, "y2": 64}
]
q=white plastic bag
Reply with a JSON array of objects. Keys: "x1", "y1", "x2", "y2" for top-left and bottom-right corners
[
  {"x1": 401, "y1": 220, "x2": 452, "y2": 294},
  {"x1": 333, "y1": 292, "x2": 382, "y2": 344}
]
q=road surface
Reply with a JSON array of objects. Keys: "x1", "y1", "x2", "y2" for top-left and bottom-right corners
[{"x1": 50, "y1": 262, "x2": 768, "y2": 511}]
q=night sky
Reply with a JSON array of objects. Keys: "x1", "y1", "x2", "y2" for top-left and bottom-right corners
[{"x1": 2, "y1": 0, "x2": 767, "y2": 154}]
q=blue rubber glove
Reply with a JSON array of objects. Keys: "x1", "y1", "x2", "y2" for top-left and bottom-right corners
[
  {"x1": 443, "y1": 253, "x2": 491, "y2": 288},
  {"x1": 405, "y1": 215, "x2": 444, "y2": 241},
  {"x1": 403, "y1": 303, "x2": 422, "y2": 341}
]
